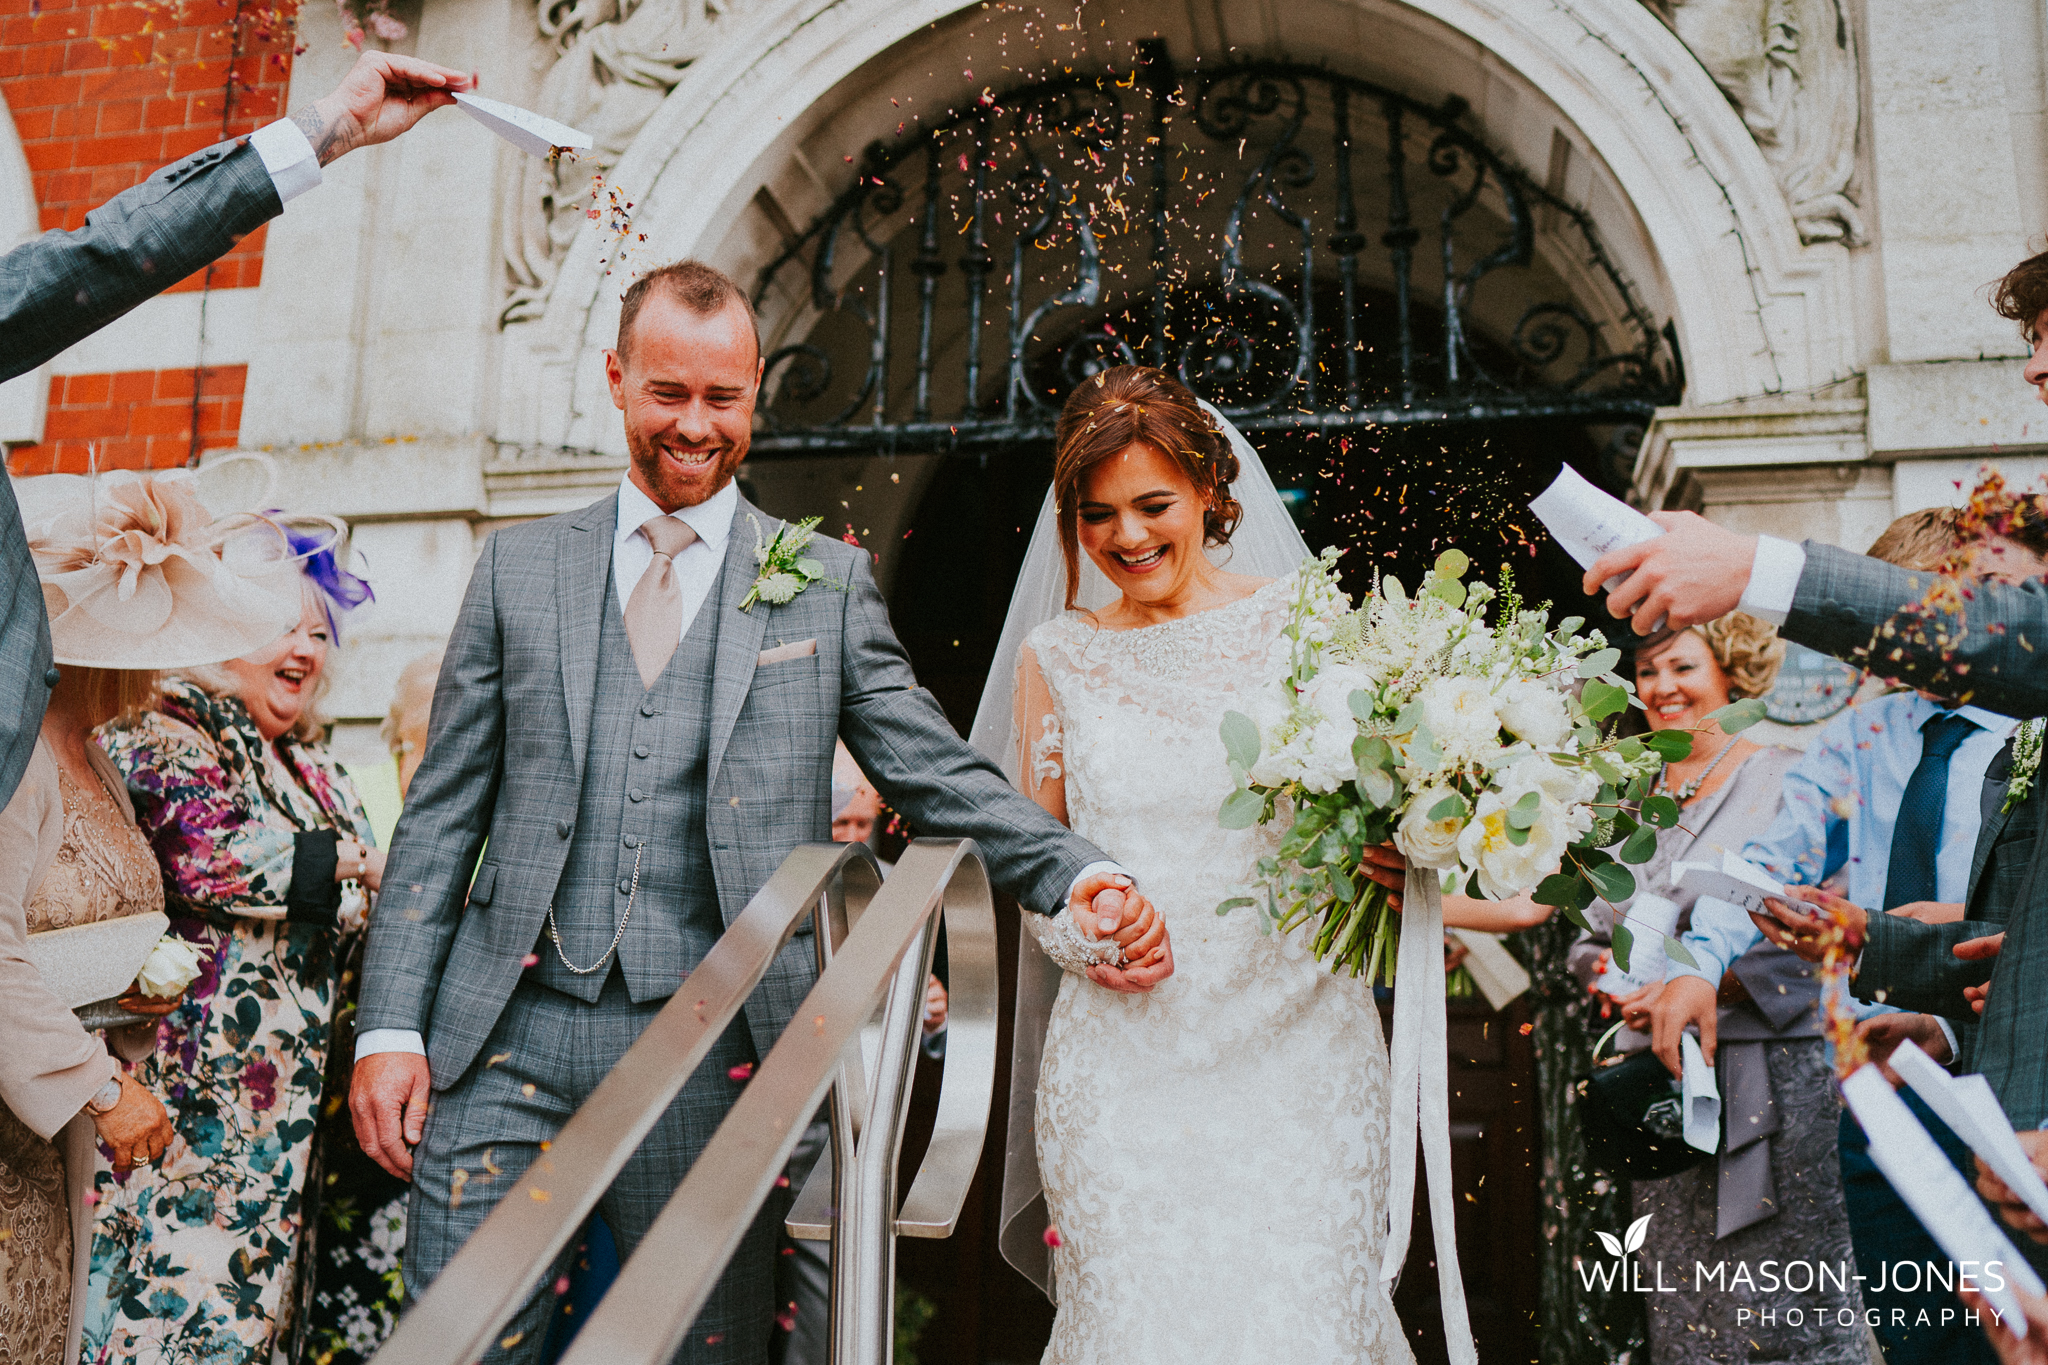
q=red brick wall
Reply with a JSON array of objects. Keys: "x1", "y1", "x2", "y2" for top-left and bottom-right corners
[
  {"x1": 2, "y1": 1, "x2": 297, "y2": 476},
  {"x1": 1, "y1": 0, "x2": 300, "y2": 291},
  {"x1": 6, "y1": 366, "x2": 248, "y2": 475}
]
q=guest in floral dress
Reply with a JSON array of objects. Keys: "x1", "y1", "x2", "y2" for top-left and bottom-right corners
[
  {"x1": 81, "y1": 528, "x2": 402, "y2": 1365},
  {"x1": 0, "y1": 466, "x2": 299, "y2": 1365}
]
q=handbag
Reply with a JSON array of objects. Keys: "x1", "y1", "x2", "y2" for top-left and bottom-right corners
[
  {"x1": 1575, "y1": 1021, "x2": 1716, "y2": 1180},
  {"x1": 25, "y1": 912, "x2": 170, "y2": 1011}
]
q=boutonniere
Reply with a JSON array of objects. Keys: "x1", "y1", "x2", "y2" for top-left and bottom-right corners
[
  {"x1": 740, "y1": 514, "x2": 830, "y2": 612},
  {"x1": 2002, "y1": 719, "x2": 2043, "y2": 815}
]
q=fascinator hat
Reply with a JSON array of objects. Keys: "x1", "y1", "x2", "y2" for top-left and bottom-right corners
[{"x1": 16, "y1": 454, "x2": 346, "y2": 670}]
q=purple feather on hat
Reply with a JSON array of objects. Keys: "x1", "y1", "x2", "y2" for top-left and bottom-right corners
[{"x1": 276, "y1": 517, "x2": 374, "y2": 638}]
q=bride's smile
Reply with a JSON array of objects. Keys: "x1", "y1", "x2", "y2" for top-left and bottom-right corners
[{"x1": 1073, "y1": 439, "x2": 1264, "y2": 628}]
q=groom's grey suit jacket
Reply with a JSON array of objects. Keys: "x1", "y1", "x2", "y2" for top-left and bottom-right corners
[
  {"x1": 1783, "y1": 542, "x2": 2048, "y2": 1127},
  {"x1": 360, "y1": 490, "x2": 1100, "y2": 1088}
]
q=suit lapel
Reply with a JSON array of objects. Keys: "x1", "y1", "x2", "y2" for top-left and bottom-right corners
[
  {"x1": 706, "y1": 496, "x2": 772, "y2": 792},
  {"x1": 558, "y1": 494, "x2": 618, "y2": 781}
]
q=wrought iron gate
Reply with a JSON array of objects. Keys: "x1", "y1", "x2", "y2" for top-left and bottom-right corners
[{"x1": 750, "y1": 40, "x2": 1679, "y2": 456}]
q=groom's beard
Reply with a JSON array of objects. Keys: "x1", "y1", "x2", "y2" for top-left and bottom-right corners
[{"x1": 627, "y1": 429, "x2": 747, "y2": 511}]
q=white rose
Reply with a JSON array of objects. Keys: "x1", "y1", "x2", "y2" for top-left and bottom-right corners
[
  {"x1": 1299, "y1": 717, "x2": 1358, "y2": 793},
  {"x1": 135, "y1": 935, "x2": 204, "y2": 999},
  {"x1": 1495, "y1": 678, "x2": 1572, "y2": 748},
  {"x1": 1396, "y1": 786, "x2": 1466, "y2": 870},
  {"x1": 1419, "y1": 676, "x2": 1500, "y2": 760},
  {"x1": 1455, "y1": 787, "x2": 1572, "y2": 899}
]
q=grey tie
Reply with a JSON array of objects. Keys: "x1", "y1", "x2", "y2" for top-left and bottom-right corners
[{"x1": 624, "y1": 515, "x2": 699, "y2": 687}]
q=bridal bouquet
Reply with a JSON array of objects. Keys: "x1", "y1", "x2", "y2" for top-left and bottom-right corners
[{"x1": 1216, "y1": 548, "x2": 1753, "y2": 982}]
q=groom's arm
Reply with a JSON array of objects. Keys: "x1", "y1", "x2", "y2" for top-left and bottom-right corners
[
  {"x1": 832, "y1": 551, "x2": 1106, "y2": 917},
  {"x1": 358, "y1": 532, "x2": 507, "y2": 1045}
]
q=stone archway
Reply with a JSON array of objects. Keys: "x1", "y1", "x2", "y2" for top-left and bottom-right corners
[{"x1": 504, "y1": 0, "x2": 1860, "y2": 461}]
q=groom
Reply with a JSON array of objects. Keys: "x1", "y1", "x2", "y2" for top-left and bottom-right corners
[{"x1": 350, "y1": 259, "x2": 1170, "y2": 1362}]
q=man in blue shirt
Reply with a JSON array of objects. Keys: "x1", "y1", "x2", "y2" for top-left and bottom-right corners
[{"x1": 1649, "y1": 509, "x2": 2043, "y2": 1364}]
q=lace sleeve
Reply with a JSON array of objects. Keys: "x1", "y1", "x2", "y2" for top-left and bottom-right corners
[
  {"x1": 1013, "y1": 642, "x2": 1068, "y2": 821},
  {"x1": 1022, "y1": 906, "x2": 1125, "y2": 973}
]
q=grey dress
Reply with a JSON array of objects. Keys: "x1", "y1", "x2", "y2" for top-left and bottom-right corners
[{"x1": 1569, "y1": 744, "x2": 1868, "y2": 1365}]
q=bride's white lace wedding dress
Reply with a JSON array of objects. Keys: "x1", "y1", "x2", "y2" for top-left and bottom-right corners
[{"x1": 1016, "y1": 573, "x2": 1415, "y2": 1364}]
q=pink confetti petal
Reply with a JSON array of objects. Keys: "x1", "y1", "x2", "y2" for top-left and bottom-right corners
[
  {"x1": 728, "y1": 1063, "x2": 754, "y2": 1082},
  {"x1": 522, "y1": 953, "x2": 539, "y2": 968},
  {"x1": 1042, "y1": 1225, "x2": 1062, "y2": 1248}
]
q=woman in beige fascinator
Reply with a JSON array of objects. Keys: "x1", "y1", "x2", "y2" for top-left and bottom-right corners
[{"x1": 0, "y1": 461, "x2": 305, "y2": 1365}]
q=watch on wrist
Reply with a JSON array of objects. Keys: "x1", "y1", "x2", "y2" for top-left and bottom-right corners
[{"x1": 84, "y1": 1076, "x2": 124, "y2": 1116}]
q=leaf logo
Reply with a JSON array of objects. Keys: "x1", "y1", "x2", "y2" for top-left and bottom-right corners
[{"x1": 1594, "y1": 1214, "x2": 1652, "y2": 1260}]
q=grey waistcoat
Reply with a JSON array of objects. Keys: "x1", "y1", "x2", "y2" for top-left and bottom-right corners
[{"x1": 532, "y1": 573, "x2": 726, "y2": 1003}]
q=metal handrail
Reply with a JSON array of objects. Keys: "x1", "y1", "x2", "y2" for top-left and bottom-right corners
[
  {"x1": 369, "y1": 841, "x2": 882, "y2": 1365},
  {"x1": 557, "y1": 839, "x2": 996, "y2": 1365}
]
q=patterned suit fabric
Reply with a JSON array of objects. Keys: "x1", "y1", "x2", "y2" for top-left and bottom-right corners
[
  {"x1": 359, "y1": 491, "x2": 1107, "y2": 1361},
  {"x1": 1784, "y1": 543, "x2": 2048, "y2": 1127},
  {"x1": 0, "y1": 137, "x2": 284, "y2": 812}
]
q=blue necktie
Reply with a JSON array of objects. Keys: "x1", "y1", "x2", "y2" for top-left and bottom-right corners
[{"x1": 1881, "y1": 712, "x2": 1979, "y2": 910}]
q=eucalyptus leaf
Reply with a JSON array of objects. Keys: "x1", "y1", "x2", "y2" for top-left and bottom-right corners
[
  {"x1": 1663, "y1": 935, "x2": 1699, "y2": 969},
  {"x1": 1577, "y1": 647, "x2": 1622, "y2": 680},
  {"x1": 795, "y1": 557, "x2": 826, "y2": 580},
  {"x1": 1611, "y1": 922, "x2": 1635, "y2": 974},
  {"x1": 1428, "y1": 792, "x2": 1470, "y2": 822},
  {"x1": 1586, "y1": 861, "x2": 1637, "y2": 902},
  {"x1": 1708, "y1": 697, "x2": 1769, "y2": 734},
  {"x1": 1219, "y1": 710, "x2": 1261, "y2": 771},
  {"x1": 1506, "y1": 790, "x2": 1542, "y2": 829},
  {"x1": 1617, "y1": 736, "x2": 1645, "y2": 763},
  {"x1": 1556, "y1": 615, "x2": 1585, "y2": 637},
  {"x1": 1505, "y1": 821, "x2": 1531, "y2": 846},
  {"x1": 1219, "y1": 788, "x2": 1265, "y2": 830},
  {"x1": 1357, "y1": 767, "x2": 1397, "y2": 808},
  {"x1": 1353, "y1": 735, "x2": 1396, "y2": 772},
  {"x1": 1644, "y1": 729, "x2": 1693, "y2": 761},
  {"x1": 1435, "y1": 548, "x2": 1470, "y2": 579},
  {"x1": 1620, "y1": 824, "x2": 1659, "y2": 864},
  {"x1": 1534, "y1": 872, "x2": 1595, "y2": 913},
  {"x1": 1582, "y1": 679, "x2": 1628, "y2": 722},
  {"x1": 1215, "y1": 897, "x2": 1256, "y2": 916},
  {"x1": 1589, "y1": 752, "x2": 1624, "y2": 785},
  {"x1": 1427, "y1": 577, "x2": 1466, "y2": 608},
  {"x1": 1562, "y1": 900, "x2": 1594, "y2": 933},
  {"x1": 1349, "y1": 689, "x2": 1377, "y2": 723},
  {"x1": 1641, "y1": 794, "x2": 1681, "y2": 829}
]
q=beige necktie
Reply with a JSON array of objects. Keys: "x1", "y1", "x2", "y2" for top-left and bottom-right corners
[{"x1": 623, "y1": 515, "x2": 700, "y2": 687}]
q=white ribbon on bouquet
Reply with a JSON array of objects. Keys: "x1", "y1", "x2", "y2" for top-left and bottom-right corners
[{"x1": 1381, "y1": 867, "x2": 1478, "y2": 1365}]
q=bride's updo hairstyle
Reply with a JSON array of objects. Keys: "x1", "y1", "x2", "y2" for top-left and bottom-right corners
[{"x1": 1051, "y1": 365, "x2": 1242, "y2": 609}]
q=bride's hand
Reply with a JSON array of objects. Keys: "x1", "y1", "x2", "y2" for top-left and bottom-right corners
[
  {"x1": 1359, "y1": 842, "x2": 1406, "y2": 911},
  {"x1": 1084, "y1": 887, "x2": 1174, "y2": 993}
]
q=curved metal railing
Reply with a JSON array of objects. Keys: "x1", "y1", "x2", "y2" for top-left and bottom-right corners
[
  {"x1": 369, "y1": 837, "x2": 996, "y2": 1365},
  {"x1": 558, "y1": 839, "x2": 995, "y2": 1365}
]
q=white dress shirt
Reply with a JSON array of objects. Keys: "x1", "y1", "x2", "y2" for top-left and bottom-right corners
[
  {"x1": 247, "y1": 119, "x2": 323, "y2": 204},
  {"x1": 1735, "y1": 535, "x2": 1808, "y2": 625},
  {"x1": 611, "y1": 474, "x2": 739, "y2": 634}
]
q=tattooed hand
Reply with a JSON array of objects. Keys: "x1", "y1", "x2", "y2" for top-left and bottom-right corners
[{"x1": 291, "y1": 51, "x2": 477, "y2": 167}]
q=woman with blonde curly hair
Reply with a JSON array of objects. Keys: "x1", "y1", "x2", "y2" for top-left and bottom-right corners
[{"x1": 1569, "y1": 613, "x2": 1872, "y2": 1364}]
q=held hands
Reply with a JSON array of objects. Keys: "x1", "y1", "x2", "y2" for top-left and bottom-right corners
[
  {"x1": 1749, "y1": 886, "x2": 1867, "y2": 967},
  {"x1": 351, "y1": 1051, "x2": 432, "y2": 1180},
  {"x1": 1976, "y1": 1129, "x2": 2048, "y2": 1247},
  {"x1": 92, "y1": 1073, "x2": 174, "y2": 1173},
  {"x1": 1070, "y1": 873, "x2": 1173, "y2": 994},
  {"x1": 297, "y1": 52, "x2": 478, "y2": 167},
  {"x1": 1584, "y1": 510, "x2": 1758, "y2": 636},
  {"x1": 1857, "y1": 1012, "x2": 1953, "y2": 1085},
  {"x1": 1648, "y1": 973, "x2": 1718, "y2": 1079}
]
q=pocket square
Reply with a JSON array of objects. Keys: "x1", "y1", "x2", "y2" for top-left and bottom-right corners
[{"x1": 757, "y1": 639, "x2": 817, "y2": 665}]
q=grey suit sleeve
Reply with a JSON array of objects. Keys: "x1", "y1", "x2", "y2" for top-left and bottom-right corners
[
  {"x1": 1856, "y1": 913, "x2": 1998, "y2": 1020},
  {"x1": 0, "y1": 138, "x2": 281, "y2": 384},
  {"x1": 1784, "y1": 542, "x2": 2048, "y2": 719},
  {"x1": 358, "y1": 534, "x2": 507, "y2": 1035},
  {"x1": 833, "y1": 552, "x2": 1105, "y2": 916},
  {"x1": 0, "y1": 474, "x2": 54, "y2": 811}
]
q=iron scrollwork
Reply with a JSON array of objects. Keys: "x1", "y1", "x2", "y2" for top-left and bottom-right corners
[{"x1": 752, "y1": 42, "x2": 1678, "y2": 455}]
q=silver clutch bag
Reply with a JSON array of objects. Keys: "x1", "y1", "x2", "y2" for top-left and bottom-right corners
[{"x1": 25, "y1": 912, "x2": 170, "y2": 1010}]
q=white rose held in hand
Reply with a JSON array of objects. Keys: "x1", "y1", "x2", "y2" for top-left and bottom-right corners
[
  {"x1": 1397, "y1": 788, "x2": 1467, "y2": 870},
  {"x1": 135, "y1": 936, "x2": 204, "y2": 998}
]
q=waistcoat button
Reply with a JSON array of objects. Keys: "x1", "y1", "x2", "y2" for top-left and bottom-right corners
[
  {"x1": 629, "y1": 788, "x2": 646, "y2": 802},
  {"x1": 617, "y1": 878, "x2": 633, "y2": 895},
  {"x1": 556, "y1": 819, "x2": 573, "y2": 838},
  {"x1": 634, "y1": 745, "x2": 650, "y2": 759},
  {"x1": 640, "y1": 703, "x2": 658, "y2": 717},
  {"x1": 623, "y1": 835, "x2": 639, "y2": 849}
]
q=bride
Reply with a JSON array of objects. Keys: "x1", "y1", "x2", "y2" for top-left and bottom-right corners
[{"x1": 969, "y1": 365, "x2": 1422, "y2": 1363}]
